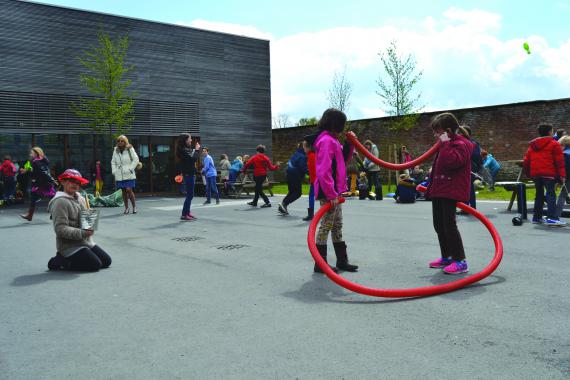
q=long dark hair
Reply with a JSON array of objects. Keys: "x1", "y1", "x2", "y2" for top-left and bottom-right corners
[
  {"x1": 176, "y1": 133, "x2": 191, "y2": 158},
  {"x1": 318, "y1": 108, "x2": 347, "y2": 134}
]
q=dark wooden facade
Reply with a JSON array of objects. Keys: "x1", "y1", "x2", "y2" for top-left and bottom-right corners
[{"x1": 0, "y1": 0, "x2": 272, "y2": 157}]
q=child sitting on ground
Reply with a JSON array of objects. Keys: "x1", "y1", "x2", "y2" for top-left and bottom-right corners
[
  {"x1": 395, "y1": 173, "x2": 416, "y2": 203},
  {"x1": 358, "y1": 172, "x2": 369, "y2": 200}
]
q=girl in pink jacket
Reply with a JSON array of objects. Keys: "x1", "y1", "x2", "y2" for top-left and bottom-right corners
[
  {"x1": 310, "y1": 108, "x2": 358, "y2": 273},
  {"x1": 425, "y1": 113, "x2": 473, "y2": 275}
]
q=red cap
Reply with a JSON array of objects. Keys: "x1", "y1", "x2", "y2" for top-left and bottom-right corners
[{"x1": 58, "y1": 169, "x2": 89, "y2": 185}]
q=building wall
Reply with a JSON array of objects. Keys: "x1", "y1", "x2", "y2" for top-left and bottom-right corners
[
  {"x1": 272, "y1": 98, "x2": 570, "y2": 182},
  {"x1": 0, "y1": 0, "x2": 272, "y2": 159}
]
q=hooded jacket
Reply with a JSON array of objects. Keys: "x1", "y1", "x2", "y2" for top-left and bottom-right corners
[
  {"x1": 219, "y1": 159, "x2": 231, "y2": 179},
  {"x1": 286, "y1": 148, "x2": 308, "y2": 179},
  {"x1": 314, "y1": 131, "x2": 355, "y2": 201},
  {"x1": 202, "y1": 154, "x2": 217, "y2": 178},
  {"x1": 523, "y1": 137, "x2": 566, "y2": 179},
  {"x1": 425, "y1": 134, "x2": 473, "y2": 202},
  {"x1": 48, "y1": 191, "x2": 95, "y2": 257},
  {"x1": 111, "y1": 147, "x2": 139, "y2": 181},
  {"x1": 363, "y1": 144, "x2": 380, "y2": 172}
]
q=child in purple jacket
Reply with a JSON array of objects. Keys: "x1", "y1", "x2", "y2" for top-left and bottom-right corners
[
  {"x1": 425, "y1": 113, "x2": 473, "y2": 275},
  {"x1": 310, "y1": 108, "x2": 359, "y2": 273}
]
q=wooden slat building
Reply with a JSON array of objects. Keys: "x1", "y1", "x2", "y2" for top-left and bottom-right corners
[{"x1": 0, "y1": 0, "x2": 271, "y2": 193}]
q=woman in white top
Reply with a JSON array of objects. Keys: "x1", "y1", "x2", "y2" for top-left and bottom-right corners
[{"x1": 111, "y1": 135, "x2": 139, "y2": 214}]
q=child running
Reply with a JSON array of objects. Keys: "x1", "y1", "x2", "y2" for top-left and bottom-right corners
[
  {"x1": 278, "y1": 143, "x2": 307, "y2": 216},
  {"x1": 308, "y1": 108, "x2": 358, "y2": 273},
  {"x1": 425, "y1": 113, "x2": 473, "y2": 275},
  {"x1": 243, "y1": 145, "x2": 280, "y2": 208}
]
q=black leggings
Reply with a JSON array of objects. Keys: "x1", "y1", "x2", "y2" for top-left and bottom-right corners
[
  {"x1": 252, "y1": 175, "x2": 270, "y2": 205},
  {"x1": 282, "y1": 174, "x2": 302, "y2": 207},
  {"x1": 67, "y1": 245, "x2": 112, "y2": 272},
  {"x1": 432, "y1": 198, "x2": 465, "y2": 261}
]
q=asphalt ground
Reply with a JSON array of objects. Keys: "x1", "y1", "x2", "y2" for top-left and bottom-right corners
[{"x1": 1, "y1": 195, "x2": 569, "y2": 379}]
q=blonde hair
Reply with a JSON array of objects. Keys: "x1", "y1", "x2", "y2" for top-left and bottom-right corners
[
  {"x1": 235, "y1": 156, "x2": 243, "y2": 162},
  {"x1": 116, "y1": 135, "x2": 132, "y2": 149},
  {"x1": 559, "y1": 135, "x2": 570, "y2": 147},
  {"x1": 31, "y1": 146, "x2": 44, "y2": 158}
]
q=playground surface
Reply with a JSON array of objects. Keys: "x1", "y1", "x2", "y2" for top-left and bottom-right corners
[{"x1": 1, "y1": 196, "x2": 569, "y2": 379}]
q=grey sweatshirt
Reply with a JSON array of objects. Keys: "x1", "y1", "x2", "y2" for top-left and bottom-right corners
[{"x1": 48, "y1": 191, "x2": 95, "y2": 257}]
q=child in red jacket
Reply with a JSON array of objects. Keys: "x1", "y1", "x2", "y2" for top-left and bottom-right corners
[
  {"x1": 243, "y1": 145, "x2": 280, "y2": 208},
  {"x1": 523, "y1": 123, "x2": 567, "y2": 226},
  {"x1": 425, "y1": 113, "x2": 473, "y2": 275}
]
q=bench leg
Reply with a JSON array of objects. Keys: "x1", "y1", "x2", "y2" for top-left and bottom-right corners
[{"x1": 507, "y1": 191, "x2": 516, "y2": 211}]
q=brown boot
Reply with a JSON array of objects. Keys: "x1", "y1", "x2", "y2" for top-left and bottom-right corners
[
  {"x1": 314, "y1": 244, "x2": 338, "y2": 274},
  {"x1": 19, "y1": 206, "x2": 35, "y2": 221},
  {"x1": 333, "y1": 241, "x2": 359, "y2": 272}
]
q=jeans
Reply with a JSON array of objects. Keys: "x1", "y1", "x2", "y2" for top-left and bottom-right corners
[
  {"x1": 308, "y1": 184, "x2": 315, "y2": 211},
  {"x1": 229, "y1": 170, "x2": 238, "y2": 190},
  {"x1": 534, "y1": 177, "x2": 556, "y2": 219},
  {"x1": 66, "y1": 246, "x2": 112, "y2": 272},
  {"x1": 182, "y1": 175, "x2": 195, "y2": 215},
  {"x1": 2, "y1": 176, "x2": 16, "y2": 200},
  {"x1": 432, "y1": 198, "x2": 466, "y2": 261},
  {"x1": 282, "y1": 174, "x2": 302, "y2": 207},
  {"x1": 463, "y1": 180, "x2": 477, "y2": 209},
  {"x1": 367, "y1": 171, "x2": 382, "y2": 200},
  {"x1": 205, "y1": 176, "x2": 219, "y2": 202},
  {"x1": 555, "y1": 179, "x2": 570, "y2": 219},
  {"x1": 252, "y1": 175, "x2": 269, "y2": 205}
]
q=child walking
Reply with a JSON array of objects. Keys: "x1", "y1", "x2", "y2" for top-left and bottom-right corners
[
  {"x1": 523, "y1": 123, "x2": 567, "y2": 226},
  {"x1": 201, "y1": 147, "x2": 220, "y2": 205},
  {"x1": 278, "y1": 143, "x2": 307, "y2": 215},
  {"x1": 310, "y1": 108, "x2": 358, "y2": 273},
  {"x1": 425, "y1": 113, "x2": 473, "y2": 275},
  {"x1": 243, "y1": 145, "x2": 280, "y2": 208}
]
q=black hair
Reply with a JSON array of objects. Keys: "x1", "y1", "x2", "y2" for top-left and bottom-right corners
[
  {"x1": 556, "y1": 128, "x2": 565, "y2": 137},
  {"x1": 256, "y1": 145, "x2": 265, "y2": 153},
  {"x1": 538, "y1": 123, "x2": 553, "y2": 137},
  {"x1": 317, "y1": 108, "x2": 347, "y2": 134},
  {"x1": 176, "y1": 133, "x2": 191, "y2": 158},
  {"x1": 430, "y1": 113, "x2": 460, "y2": 133}
]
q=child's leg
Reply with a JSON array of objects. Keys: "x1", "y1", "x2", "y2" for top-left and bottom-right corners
[
  {"x1": 350, "y1": 175, "x2": 357, "y2": 193},
  {"x1": 555, "y1": 180, "x2": 570, "y2": 219},
  {"x1": 316, "y1": 200, "x2": 337, "y2": 245},
  {"x1": 308, "y1": 184, "x2": 315, "y2": 212},
  {"x1": 210, "y1": 177, "x2": 220, "y2": 201},
  {"x1": 544, "y1": 178, "x2": 557, "y2": 219},
  {"x1": 439, "y1": 198, "x2": 465, "y2": 261},
  {"x1": 432, "y1": 199, "x2": 450, "y2": 259},
  {"x1": 533, "y1": 178, "x2": 545, "y2": 219}
]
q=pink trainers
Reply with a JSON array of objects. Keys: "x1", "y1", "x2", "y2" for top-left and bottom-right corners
[
  {"x1": 443, "y1": 261, "x2": 469, "y2": 275},
  {"x1": 429, "y1": 257, "x2": 452, "y2": 268},
  {"x1": 180, "y1": 214, "x2": 193, "y2": 221},
  {"x1": 188, "y1": 213, "x2": 197, "y2": 220}
]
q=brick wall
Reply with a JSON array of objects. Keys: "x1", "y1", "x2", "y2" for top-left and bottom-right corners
[{"x1": 272, "y1": 98, "x2": 570, "y2": 182}]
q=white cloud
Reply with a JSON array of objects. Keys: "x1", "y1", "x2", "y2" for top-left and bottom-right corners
[
  {"x1": 181, "y1": 9, "x2": 570, "y2": 122},
  {"x1": 176, "y1": 20, "x2": 273, "y2": 40}
]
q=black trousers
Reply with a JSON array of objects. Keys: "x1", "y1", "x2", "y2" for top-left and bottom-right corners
[
  {"x1": 252, "y1": 175, "x2": 270, "y2": 205},
  {"x1": 282, "y1": 174, "x2": 302, "y2": 207},
  {"x1": 367, "y1": 171, "x2": 382, "y2": 200},
  {"x1": 432, "y1": 198, "x2": 465, "y2": 261},
  {"x1": 67, "y1": 245, "x2": 112, "y2": 272}
]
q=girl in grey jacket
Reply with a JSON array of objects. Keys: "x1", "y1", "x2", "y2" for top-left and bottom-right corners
[{"x1": 47, "y1": 169, "x2": 112, "y2": 272}]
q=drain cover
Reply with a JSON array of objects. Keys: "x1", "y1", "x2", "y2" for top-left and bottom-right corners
[
  {"x1": 172, "y1": 236, "x2": 204, "y2": 242},
  {"x1": 216, "y1": 244, "x2": 249, "y2": 251}
]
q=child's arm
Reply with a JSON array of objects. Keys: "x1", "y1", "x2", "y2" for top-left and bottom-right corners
[
  {"x1": 315, "y1": 140, "x2": 338, "y2": 201},
  {"x1": 436, "y1": 140, "x2": 470, "y2": 170},
  {"x1": 553, "y1": 144, "x2": 567, "y2": 180},
  {"x1": 522, "y1": 148, "x2": 532, "y2": 178}
]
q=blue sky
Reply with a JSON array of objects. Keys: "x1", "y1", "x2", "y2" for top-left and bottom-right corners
[{"x1": 36, "y1": 0, "x2": 570, "y2": 124}]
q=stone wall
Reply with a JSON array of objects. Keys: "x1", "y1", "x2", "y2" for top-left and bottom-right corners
[{"x1": 272, "y1": 98, "x2": 570, "y2": 182}]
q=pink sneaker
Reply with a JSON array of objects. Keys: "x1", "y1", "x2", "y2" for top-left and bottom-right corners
[
  {"x1": 188, "y1": 213, "x2": 197, "y2": 220},
  {"x1": 180, "y1": 215, "x2": 193, "y2": 221},
  {"x1": 443, "y1": 261, "x2": 469, "y2": 275},
  {"x1": 429, "y1": 257, "x2": 452, "y2": 268}
]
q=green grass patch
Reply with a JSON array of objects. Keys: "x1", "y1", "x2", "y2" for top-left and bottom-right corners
[{"x1": 272, "y1": 182, "x2": 538, "y2": 202}]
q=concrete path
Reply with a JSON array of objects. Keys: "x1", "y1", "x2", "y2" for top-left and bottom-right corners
[{"x1": 1, "y1": 195, "x2": 568, "y2": 379}]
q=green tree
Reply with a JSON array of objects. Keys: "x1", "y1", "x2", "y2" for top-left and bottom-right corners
[
  {"x1": 296, "y1": 117, "x2": 319, "y2": 126},
  {"x1": 327, "y1": 65, "x2": 352, "y2": 113},
  {"x1": 376, "y1": 40, "x2": 423, "y2": 130},
  {"x1": 72, "y1": 30, "x2": 135, "y2": 141}
]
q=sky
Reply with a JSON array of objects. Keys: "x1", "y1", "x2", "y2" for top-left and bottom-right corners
[{"x1": 34, "y1": 0, "x2": 570, "y2": 124}]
